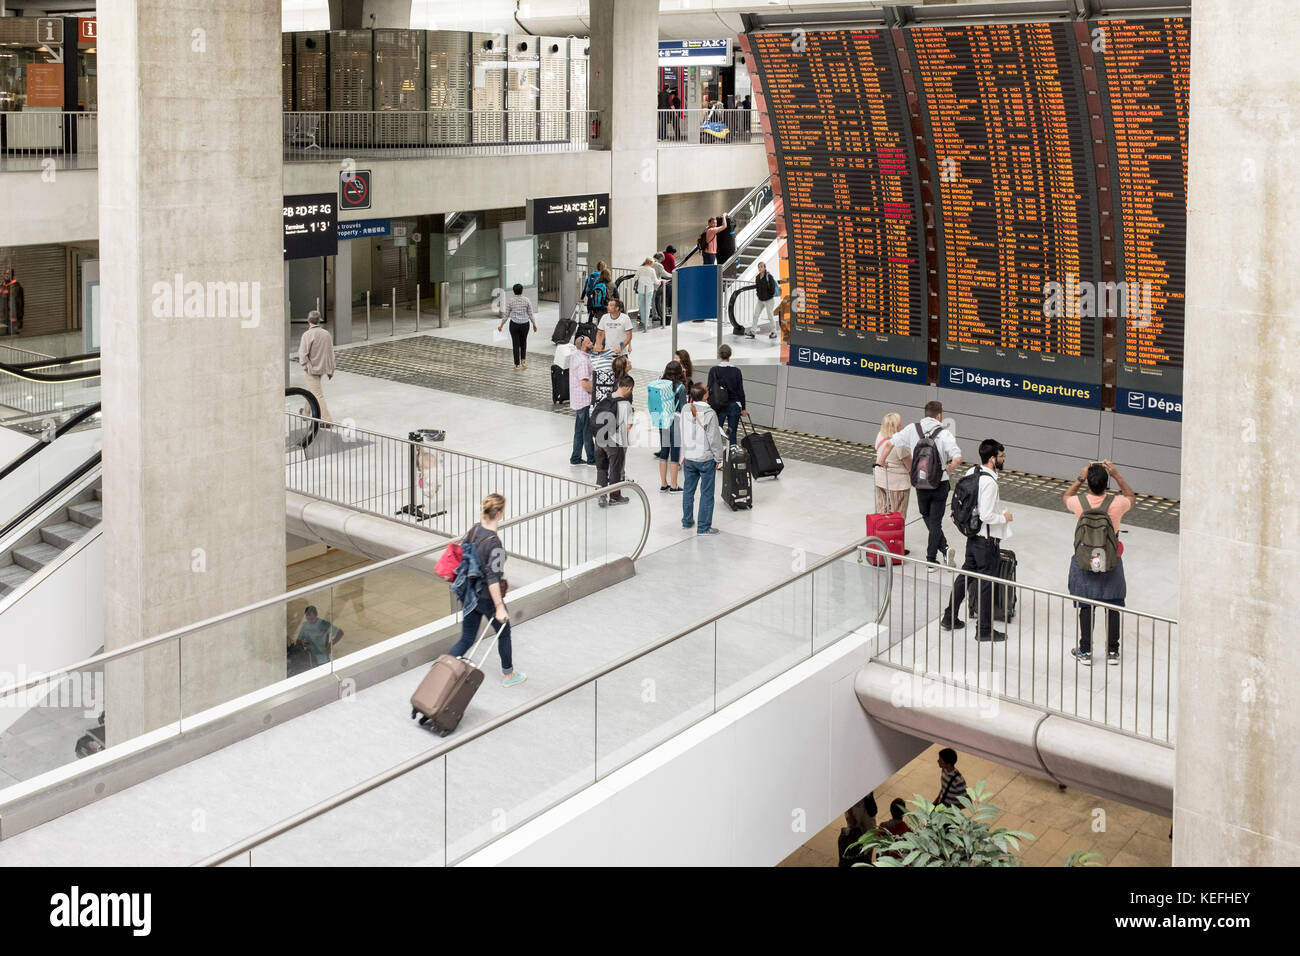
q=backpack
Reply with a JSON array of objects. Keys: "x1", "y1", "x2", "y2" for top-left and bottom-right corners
[
  {"x1": 590, "y1": 395, "x2": 625, "y2": 448},
  {"x1": 449, "y1": 525, "x2": 486, "y2": 614},
  {"x1": 1073, "y1": 493, "x2": 1119, "y2": 572},
  {"x1": 589, "y1": 281, "x2": 608, "y2": 310},
  {"x1": 950, "y1": 470, "x2": 990, "y2": 538},
  {"x1": 908, "y1": 423, "x2": 946, "y2": 490},
  {"x1": 583, "y1": 270, "x2": 599, "y2": 299},
  {"x1": 708, "y1": 374, "x2": 731, "y2": 414}
]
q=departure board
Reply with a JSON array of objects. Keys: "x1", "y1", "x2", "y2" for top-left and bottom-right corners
[
  {"x1": 1095, "y1": 17, "x2": 1189, "y2": 420},
  {"x1": 910, "y1": 23, "x2": 1103, "y2": 407},
  {"x1": 746, "y1": 29, "x2": 927, "y2": 383}
]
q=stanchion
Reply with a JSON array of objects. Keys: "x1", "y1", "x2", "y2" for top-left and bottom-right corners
[
  {"x1": 397, "y1": 431, "x2": 447, "y2": 522},
  {"x1": 365, "y1": 291, "x2": 371, "y2": 340},
  {"x1": 415, "y1": 285, "x2": 420, "y2": 332},
  {"x1": 391, "y1": 287, "x2": 397, "y2": 337}
]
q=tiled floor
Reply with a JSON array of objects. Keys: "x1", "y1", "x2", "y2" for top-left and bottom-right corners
[{"x1": 779, "y1": 743, "x2": 1172, "y2": 868}]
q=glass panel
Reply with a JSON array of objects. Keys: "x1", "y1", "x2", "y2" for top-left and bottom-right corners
[
  {"x1": 0, "y1": 663, "x2": 113, "y2": 788},
  {"x1": 812, "y1": 548, "x2": 890, "y2": 653},
  {"x1": 595, "y1": 624, "x2": 715, "y2": 777},
  {"x1": 714, "y1": 576, "x2": 813, "y2": 708},
  {"x1": 444, "y1": 683, "x2": 595, "y2": 863}
]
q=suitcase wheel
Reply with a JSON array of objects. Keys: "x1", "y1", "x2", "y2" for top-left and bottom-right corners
[
  {"x1": 438, "y1": 727, "x2": 452, "y2": 737},
  {"x1": 417, "y1": 714, "x2": 431, "y2": 726}
]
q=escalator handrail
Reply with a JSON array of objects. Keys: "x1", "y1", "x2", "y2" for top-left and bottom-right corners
[
  {"x1": 678, "y1": 177, "x2": 773, "y2": 271},
  {"x1": 0, "y1": 450, "x2": 101, "y2": 541},
  {"x1": 284, "y1": 386, "x2": 321, "y2": 450},
  {"x1": 0, "y1": 402, "x2": 102, "y2": 484},
  {"x1": 0, "y1": 352, "x2": 101, "y2": 385},
  {"x1": 726, "y1": 282, "x2": 757, "y2": 337}
]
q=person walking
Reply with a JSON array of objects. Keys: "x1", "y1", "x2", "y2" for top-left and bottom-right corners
[
  {"x1": 1064, "y1": 460, "x2": 1135, "y2": 666},
  {"x1": 448, "y1": 494, "x2": 526, "y2": 687},
  {"x1": 873, "y1": 412, "x2": 911, "y2": 519},
  {"x1": 748, "y1": 261, "x2": 779, "y2": 339},
  {"x1": 497, "y1": 282, "x2": 538, "y2": 371},
  {"x1": 940, "y1": 439, "x2": 1011, "y2": 642},
  {"x1": 581, "y1": 260, "x2": 608, "y2": 321},
  {"x1": 597, "y1": 297, "x2": 634, "y2": 357},
  {"x1": 707, "y1": 343, "x2": 747, "y2": 445},
  {"x1": 679, "y1": 381, "x2": 725, "y2": 534},
  {"x1": 569, "y1": 333, "x2": 596, "y2": 466},
  {"x1": 593, "y1": 373, "x2": 635, "y2": 507},
  {"x1": 0, "y1": 268, "x2": 24, "y2": 335},
  {"x1": 656, "y1": 360, "x2": 688, "y2": 492},
  {"x1": 634, "y1": 257, "x2": 661, "y2": 333},
  {"x1": 885, "y1": 401, "x2": 963, "y2": 569},
  {"x1": 297, "y1": 309, "x2": 336, "y2": 424}
]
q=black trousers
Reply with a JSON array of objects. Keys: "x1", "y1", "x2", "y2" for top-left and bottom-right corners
[
  {"x1": 509, "y1": 322, "x2": 529, "y2": 366},
  {"x1": 595, "y1": 445, "x2": 627, "y2": 498},
  {"x1": 915, "y1": 481, "x2": 950, "y2": 562},
  {"x1": 947, "y1": 536, "x2": 999, "y2": 636},
  {"x1": 1078, "y1": 606, "x2": 1120, "y2": 655}
]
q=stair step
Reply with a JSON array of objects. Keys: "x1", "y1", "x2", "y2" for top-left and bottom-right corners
[
  {"x1": 94, "y1": 486, "x2": 103, "y2": 501},
  {"x1": 12, "y1": 541, "x2": 63, "y2": 573},
  {"x1": 68, "y1": 500, "x2": 103, "y2": 528},
  {"x1": 41, "y1": 521, "x2": 90, "y2": 550},
  {"x1": 0, "y1": 562, "x2": 34, "y2": 597}
]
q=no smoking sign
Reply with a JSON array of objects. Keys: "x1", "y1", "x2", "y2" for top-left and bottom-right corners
[{"x1": 339, "y1": 169, "x2": 372, "y2": 211}]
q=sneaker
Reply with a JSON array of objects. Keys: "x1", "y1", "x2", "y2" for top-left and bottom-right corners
[
  {"x1": 698, "y1": 527, "x2": 720, "y2": 535},
  {"x1": 975, "y1": 630, "x2": 1007, "y2": 643},
  {"x1": 520, "y1": 360, "x2": 527, "y2": 369},
  {"x1": 768, "y1": 331, "x2": 778, "y2": 339},
  {"x1": 668, "y1": 486, "x2": 682, "y2": 493},
  {"x1": 927, "y1": 563, "x2": 940, "y2": 574},
  {"x1": 943, "y1": 545, "x2": 958, "y2": 568},
  {"x1": 682, "y1": 521, "x2": 695, "y2": 529},
  {"x1": 745, "y1": 331, "x2": 756, "y2": 339},
  {"x1": 610, "y1": 496, "x2": 630, "y2": 506},
  {"x1": 1107, "y1": 650, "x2": 1120, "y2": 666},
  {"x1": 1071, "y1": 648, "x2": 1092, "y2": 666},
  {"x1": 660, "y1": 485, "x2": 670, "y2": 492},
  {"x1": 597, "y1": 497, "x2": 608, "y2": 508},
  {"x1": 939, "y1": 615, "x2": 965, "y2": 631},
  {"x1": 503, "y1": 671, "x2": 528, "y2": 687}
]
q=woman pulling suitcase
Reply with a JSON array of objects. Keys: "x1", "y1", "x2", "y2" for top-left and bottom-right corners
[{"x1": 448, "y1": 494, "x2": 526, "y2": 687}]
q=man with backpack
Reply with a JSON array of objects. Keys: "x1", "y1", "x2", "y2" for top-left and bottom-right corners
[
  {"x1": 1064, "y1": 460, "x2": 1135, "y2": 666},
  {"x1": 941, "y1": 439, "x2": 1012, "y2": 642},
  {"x1": 581, "y1": 260, "x2": 608, "y2": 322},
  {"x1": 592, "y1": 374, "x2": 635, "y2": 506},
  {"x1": 887, "y1": 401, "x2": 963, "y2": 570},
  {"x1": 707, "y1": 343, "x2": 747, "y2": 445}
]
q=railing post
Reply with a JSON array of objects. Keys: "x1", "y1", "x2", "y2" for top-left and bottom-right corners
[
  {"x1": 415, "y1": 284, "x2": 420, "y2": 332},
  {"x1": 391, "y1": 287, "x2": 397, "y2": 337},
  {"x1": 365, "y1": 290, "x2": 371, "y2": 340}
]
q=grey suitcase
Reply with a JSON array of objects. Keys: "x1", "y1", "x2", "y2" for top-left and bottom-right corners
[{"x1": 410, "y1": 619, "x2": 503, "y2": 736}]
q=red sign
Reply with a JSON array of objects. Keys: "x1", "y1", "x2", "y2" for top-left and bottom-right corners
[{"x1": 79, "y1": 18, "x2": 97, "y2": 44}]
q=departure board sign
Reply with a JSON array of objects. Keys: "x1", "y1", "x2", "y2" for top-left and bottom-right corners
[
  {"x1": 1094, "y1": 17, "x2": 1189, "y2": 420},
  {"x1": 910, "y1": 22, "x2": 1103, "y2": 406},
  {"x1": 745, "y1": 29, "x2": 927, "y2": 383},
  {"x1": 283, "y1": 193, "x2": 338, "y2": 261},
  {"x1": 527, "y1": 193, "x2": 609, "y2": 233}
]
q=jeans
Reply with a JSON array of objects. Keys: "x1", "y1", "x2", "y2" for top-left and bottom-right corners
[
  {"x1": 509, "y1": 322, "x2": 529, "y2": 366},
  {"x1": 595, "y1": 445, "x2": 627, "y2": 498},
  {"x1": 451, "y1": 604, "x2": 513, "y2": 674},
  {"x1": 571, "y1": 405, "x2": 595, "y2": 464},
  {"x1": 915, "y1": 481, "x2": 950, "y2": 562},
  {"x1": 638, "y1": 288, "x2": 654, "y2": 327},
  {"x1": 946, "y1": 536, "x2": 999, "y2": 637},
  {"x1": 702, "y1": 252, "x2": 717, "y2": 265},
  {"x1": 1078, "y1": 605, "x2": 1121, "y2": 655},
  {"x1": 751, "y1": 297, "x2": 776, "y2": 333},
  {"x1": 682, "y1": 458, "x2": 716, "y2": 531},
  {"x1": 723, "y1": 401, "x2": 742, "y2": 446}
]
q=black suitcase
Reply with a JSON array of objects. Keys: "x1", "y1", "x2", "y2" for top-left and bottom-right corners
[
  {"x1": 721, "y1": 444, "x2": 752, "y2": 510},
  {"x1": 739, "y1": 418, "x2": 784, "y2": 479},
  {"x1": 968, "y1": 547, "x2": 1017, "y2": 622},
  {"x1": 551, "y1": 315, "x2": 578, "y2": 344},
  {"x1": 551, "y1": 365, "x2": 570, "y2": 404}
]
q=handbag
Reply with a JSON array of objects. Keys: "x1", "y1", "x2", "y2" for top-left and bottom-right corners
[{"x1": 435, "y1": 539, "x2": 464, "y2": 582}]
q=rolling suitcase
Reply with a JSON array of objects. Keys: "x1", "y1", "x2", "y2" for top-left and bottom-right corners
[
  {"x1": 739, "y1": 418, "x2": 784, "y2": 479},
  {"x1": 551, "y1": 364, "x2": 570, "y2": 404},
  {"x1": 554, "y1": 343, "x2": 575, "y2": 370},
  {"x1": 721, "y1": 443, "x2": 752, "y2": 510},
  {"x1": 551, "y1": 310, "x2": 579, "y2": 344},
  {"x1": 968, "y1": 548, "x2": 1017, "y2": 622},
  {"x1": 410, "y1": 620, "x2": 503, "y2": 736},
  {"x1": 864, "y1": 511, "x2": 904, "y2": 566},
  {"x1": 574, "y1": 321, "x2": 598, "y2": 347}
]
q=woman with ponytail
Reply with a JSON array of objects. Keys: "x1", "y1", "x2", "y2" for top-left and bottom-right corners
[{"x1": 678, "y1": 381, "x2": 725, "y2": 534}]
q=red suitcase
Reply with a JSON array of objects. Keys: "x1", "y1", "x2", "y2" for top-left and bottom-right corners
[{"x1": 865, "y1": 512, "x2": 904, "y2": 566}]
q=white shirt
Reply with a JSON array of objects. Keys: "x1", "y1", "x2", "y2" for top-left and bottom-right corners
[
  {"x1": 891, "y1": 417, "x2": 962, "y2": 476},
  {"x1": 598, "y1": 313, "x2": 634, "y2": 353},
  {"x1": 964, "y1": 464, "x2": 1011, "y2": 541},
  {"x1": 634, "y1": 265, "x2": 661, "y2": 293}
]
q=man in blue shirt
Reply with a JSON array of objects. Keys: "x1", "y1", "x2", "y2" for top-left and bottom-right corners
[{"x1": 292, "y1": 605, "x2": 343, "y2": 667}]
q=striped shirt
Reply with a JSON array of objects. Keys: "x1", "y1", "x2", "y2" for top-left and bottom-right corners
[
  {"x1": 591, "y1": 350, "x2": 616, "y2": 403},
  {"x1": 936, "y1": 769, "x2": 968, "y2": 808}
]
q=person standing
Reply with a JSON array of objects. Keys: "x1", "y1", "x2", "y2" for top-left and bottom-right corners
[
  {"x1": 593, "y1": 374, "x2": 635, "y2": 507},
  {"x1": 634, "y1": 257, "x2": 661, "y2": 333},
  {"x1": 1064, "y1": 460, "x2": 1135, "y2": 666},
  {"x1": 748, "y1": 261, "x2": 779, "y2": 339},
  {"x1": 596, "y1": 297, "x2": 634, "y2": 357},
  {"x1": 656, "y1": 360, "x2": 688, "y2": 493},
  {"x1": 497, "y1": 282, "x2": 538, "y2": 371},
  {"x1": 581, "y1": 260, "x2": 607, "y2": 322},
  {"x1": 700, "y1": 217, "x2": 725, "y2": 265},
  {"x1": 662, "y1": 245, "x2": 677, "y2": 274},
  {"x1": 291, "y1": 605, "x2": 344, "y2": 669},
  {"x1": 651, "y1": 252, "x2": 671, "y2": 326},
  {"x1": 941, "y1": 439, "x2": 1011, "y2": 642},
  {"x1": 669, "y1": 91, "x2": 682, "y2": 140},
  {"x1": 707, "y1": 343, "x2": 747, "y2": 446},
  {"x1": 679, "y1": 382, "x2": 725, "y2": 535},
  {"x1": 297, "y1": 309, "x2": 336, "y2": 424},
  {"x1": 591, "y1": 342, "x2": 616, "y2": 404},
  {"x1": 448, "y1": 494, "x2": 526, "y2": 687},
  {"x1": 0, "y1": 268, "x2": 23, "y2": 335},
  {"x1": 873, "y1": 412, "x2": 911, "y2": 518},
  {"x1": 568, "y1": 333, "x2": 596, "y2": 466},
  {"x1": 657, "y1": 87, "x2": 670, "y2": 138},
  {"x1": 674, "y1": 348, "x2": 694, "y2": 387},
  {"x1": 886, "y1": 401, "x2": 963, "y2": 569}
]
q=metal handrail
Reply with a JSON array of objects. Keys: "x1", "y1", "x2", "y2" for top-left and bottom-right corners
[
  {"x1": 0, "y1": 353, "x2": 102, "y2": 384},
  {"x1": 679, "y1": 177, "x2": 772, "y2": 269},
  {"x1": 196, "y1": 534, "x2": 889, "y2": 866},
  {"x1": 0, "y1": 402, "x2": 101, "y2": 483},
  {"x1": 0, "y1": 479, "x2": 650, "y2": 705}
]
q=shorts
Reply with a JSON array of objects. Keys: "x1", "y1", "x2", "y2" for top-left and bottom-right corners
[{"x1": 657, "y1": 444, "x2": 681, "y2": 464}]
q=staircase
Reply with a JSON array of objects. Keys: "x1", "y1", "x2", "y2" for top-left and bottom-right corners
[{"x1": 0, "y1": 484, "x2": 102, "y2": 599}]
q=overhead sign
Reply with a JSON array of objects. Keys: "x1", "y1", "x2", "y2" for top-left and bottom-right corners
[
  {"x1": 283, "y1": 193, "x2": 338, "y2": 260},
  {"x1": 658, "y1": 39, "x2": 731, "y2": 66},
  {"x1": 527, "y1": 193, "x2": 609, "y2": 233},
  {"x1": 36, "y1": 17, "x2": 64, "y2": 44},
  {"x1": 339, "y1": 169, "x2": 372, "y2": 210},
  {"x1": 337, "y1": 218, "x2": 391, "y2": 241},
  {"x1": 1116, "y1": 387, "x2": 1182, "y2": 422},
  {"x1": 79, "y1": 19, "x2": 97, "y2": 45},
  {"x1": 941, "y1": 365, "x2": 1101, "y2": 410}
]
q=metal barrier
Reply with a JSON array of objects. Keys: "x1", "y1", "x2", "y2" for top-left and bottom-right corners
[
  {"x1": 194, "y1": 536, "x2": 891, "y2": 866},
  {"x1": 867, "y1": 545, "x2": 1177, "y2": 746},
  {"x1": 0, "y1": 349, "x2": 101, "y2": 421},
  {"x1": 657, "y1": 109, "x2": 763, "y2": 146},
  {"x1": 283, "y1": 110, "x2": 601, "y2": 163},
  {"x1": 0, "y1": 111, "x2": 98, "y2": 171}
]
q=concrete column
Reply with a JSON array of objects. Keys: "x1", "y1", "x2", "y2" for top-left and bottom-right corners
[
  {"x1": 334, "y1": 243, "x2": 353, "y2": 345},
  {"x1": 588, "y1": 0, "x2": 659, "y2": 270},
  {"x1": 100, "y1": 1, "x2": 287, "y2": 744},
  {"x1": 1177, "y1": 0, "x2": 1300, "y2": 865}
]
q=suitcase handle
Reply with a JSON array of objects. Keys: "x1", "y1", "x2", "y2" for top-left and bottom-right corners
[
  {"x1": 463, "y1": 614, "x2": 507, "y2": 668},
  {"x1": 738, "y1": 416, "x2": 756, "y2": 437}
]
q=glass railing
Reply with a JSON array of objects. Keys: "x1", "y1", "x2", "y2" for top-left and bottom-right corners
[
  {"x1": 196, "y1": 537, "x2": 889, "y2": 866},
  {"x1": 0, "y1": 481, "x2": 650, "y2": 794},
  {"x1": 656, "y1": 109, "x2": 763, "y2": 146},
  {"x1": 0, "y1": 348, "x2": 101, "y2": 423}
]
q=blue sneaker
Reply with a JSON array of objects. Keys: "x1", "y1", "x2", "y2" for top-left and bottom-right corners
[{"x1": 503, "y1": 671, "x2": 527, "y2": 687}]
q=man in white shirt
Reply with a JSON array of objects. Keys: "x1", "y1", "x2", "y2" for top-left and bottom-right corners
[
  {"x1": 886, "y1": 401, "x2": 963, "y2": 568},
  {"x1": 941, "y1": 438, "x2": 1012, "y2": 642},
  {"x1": 596, "y1": 298, "x2": 634, "y2": 357}
]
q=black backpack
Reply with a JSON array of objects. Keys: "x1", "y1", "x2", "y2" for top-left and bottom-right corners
[
  {"x1": 950, "y1": 470, "x2": 990, "y2": 538},
  {"x1": 908, "y1": 423, "x2": 946, "y2": 490},
  {"x1": 589, "y1": 395, "x2": 625, "y2": 448}
]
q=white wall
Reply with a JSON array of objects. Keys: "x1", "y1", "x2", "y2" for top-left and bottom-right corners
[
  {"x1": 0, "y1": 429, "x2": 101, "y2": 533},
  {"x1": 460, "y1": 631, "x2": 927, "y2": 867},
  {"x1": 657, "y1": 143, "x2": 768, "y2": 196},
  {"x1": 0, "y1": 170, "x2": 98, "y2": 248}
]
